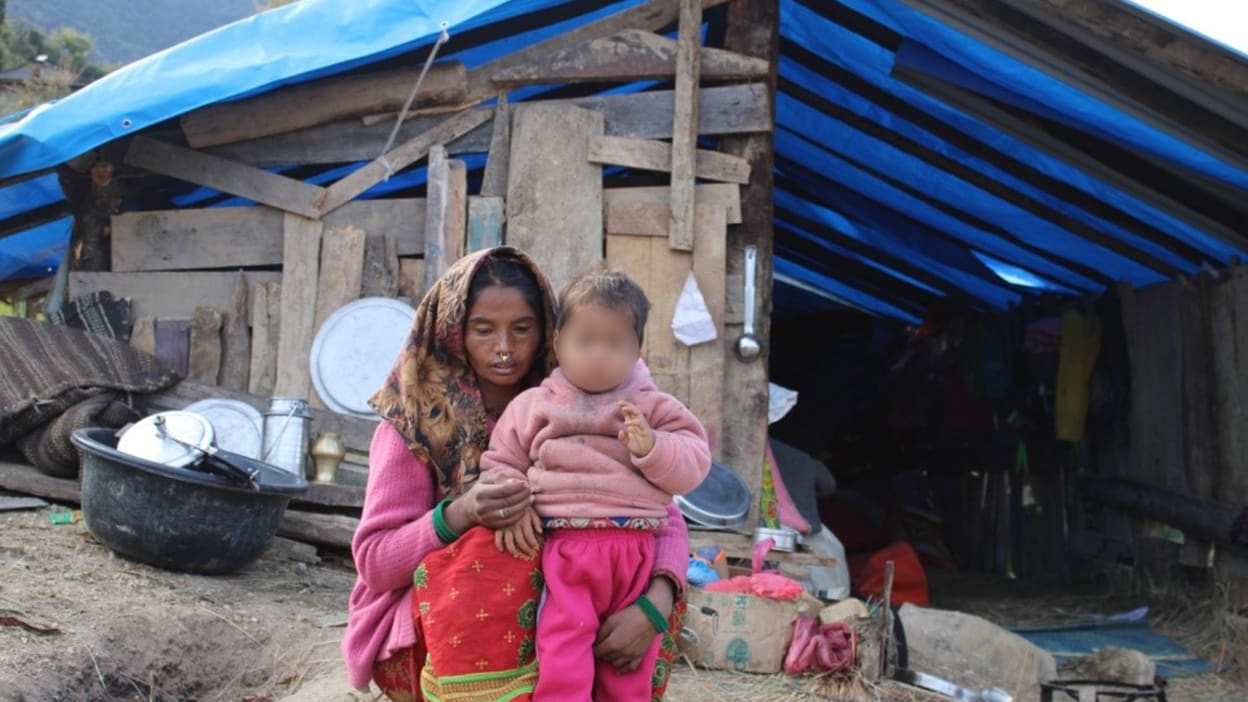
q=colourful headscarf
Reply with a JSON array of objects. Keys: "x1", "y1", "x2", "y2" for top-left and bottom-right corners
[{"x1": 369, "y1": 247, "x2": 557, "y2": 498}]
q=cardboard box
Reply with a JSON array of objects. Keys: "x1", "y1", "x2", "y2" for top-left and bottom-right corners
[{"x1": 682, "y1": 588, "x2": 799, "y2": 673}]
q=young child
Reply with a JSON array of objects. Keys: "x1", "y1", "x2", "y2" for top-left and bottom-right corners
[{"x1": 481, "y1": 267, "x2": 711, "y2": 702}]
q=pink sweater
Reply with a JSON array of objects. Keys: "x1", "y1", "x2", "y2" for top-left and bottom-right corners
[
  {"x1": 341, "y1": 421, "x2": 692, "y2": 689},
  {"x1": 482, "y1": 362, "x2": 711, "y2": 519}
]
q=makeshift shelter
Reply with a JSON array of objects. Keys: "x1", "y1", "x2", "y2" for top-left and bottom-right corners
[{"x1": 1, "y1": 0, "x2": 1247, "y2": 596}]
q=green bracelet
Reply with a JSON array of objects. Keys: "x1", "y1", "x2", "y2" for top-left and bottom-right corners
[
  {"x1": 432, "y1": 498, "x2": 460, "y2": 545},
  {"x1": 634, "y1": 595, "x2": 669, "y2": 634}
]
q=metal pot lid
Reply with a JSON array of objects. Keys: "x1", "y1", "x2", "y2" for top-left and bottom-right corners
[
  {"x1": 310, "y1": 297, "x2": 416, "y2": 418},
  {"x1": 675, "y1": 461, "x2": 750, "y2": 529},
  {"x1": 116, "y1": 411, "x2": 214, "y2": 468},
  {"x1": 185, "y1": 399, "x2": 264, "y2": 459}
]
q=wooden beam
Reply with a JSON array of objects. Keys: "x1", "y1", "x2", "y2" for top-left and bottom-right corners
[
  {"x1": 145, "y1": 379, "x2": 379, "y2": 456},
  {"x1": 360, "y1": 234, "x2": 400, "y2": 299},
  {"x1": 589, "y1": 136, "x2": 750, "y2": 184},
  {"x1": 313, "y1": 226, "x2": 367, "y2": 334},
  {"x1": 273, "y1": 214, "x2": 323, "y2": 399},
  {"x1": 69, "y1": 271, "x2": 281, "y2": 323},
  {"x1": 277, "y1": 511, "x2": 359, "y2": 550},
  {"x1": 669, "y1": 0, "x2": 703, "y2": 252},
  {"x1": 479, "y1": 93, "x2": 511, "y2": 198},
  {"x1": 315, "y1": 108, "x2": 493, "y2": 217},
  {"x1": 422, "y1": 146, "x2": 451, "y2": 295},
  {"x1": 219, "y1": 272, "x2": 251, "y2": 392},
  {"x1": 180, "y1": 62, "x2": 467, "y2": 149},
  {"x1": 467, "y1": 197, "x2": 505, "y2": 254},
  {"x1": 507, "y1": 104, "x2": 605, "y2": 293},
  {"x1": 248, "y1": 282, "x2": 280, "y2": 397},
  {"x1": 205, "y1": 84, "x2": 771, "y2": 168},
  {"x1": 111, "y1": 200, "x2": 427, "y2": 273},
  {"x1": 59, "y1": 161, "x2": 121, "y2": 272},
  {"x1": 124, "y1": 137, "x2": 326, "y2": 219},
  {"x1": 605, "y1": 184, "x2": 742, "y2": 225},
  {"x1": 720, "y1": 0, "x2": 779, "y2": 527},
  {"x1": 0, "y1": 461, "x2": 80, "y2": 504},
  {"x1": 690, "y1": 206, "x2": 728, "y2": 457},
  {"x1": 464, "y1": 0, "x2": 733, "y2": 100},
  {"x1": 490, "y1": 29, "x2": 768, "y2": 87}
]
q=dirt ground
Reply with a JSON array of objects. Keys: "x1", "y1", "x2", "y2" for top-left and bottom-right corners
[{"x1": 3, "y1": 502, "x2": 1245, "y2": 701}]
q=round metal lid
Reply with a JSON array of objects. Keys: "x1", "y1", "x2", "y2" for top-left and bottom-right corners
[
  {"x1": 675, "y1": 461, "x2": 751, "y2": 530},
  {"x1": 116, "y1": 411, "x2": 214, "y2": 468},
  {"x1": 185, "y1": 399, "x2": 264, "y2": 459},
  {"x1": 310, "y1": 297, "x2": 416, "y2": 418}
]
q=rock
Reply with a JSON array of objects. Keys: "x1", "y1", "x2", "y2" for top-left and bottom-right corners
[
  {"x1": 899, "y1": 604, "x2": 1057, "y2": 702},
  {"x1": 1068, "y1": 647, "x2": 1155, "y2": 686},
  {"x1": 819, "y1": 598, "x2": 869, "y2": 626}
]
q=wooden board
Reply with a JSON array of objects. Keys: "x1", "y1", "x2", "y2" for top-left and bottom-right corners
[
  {"x1": 506, "y1": 104, "x2": 605, "y2": 292},
  {"x1": 130, "y1": 316, "x2": 156, "y2": 356},
  {"x1": 154, "y1": 320, "x2": 191, "y2": 378},
  {"x1": 219, "y1": 272, "x2": 251, "y2": 391},
  {"x1": 188, "y1": 307, "x2": 223, "y2": 384},
  {"x1": 689, "y1": 205, "x2": 728, "y2": 456},
  {"x1": 248, "y1": 282, "x2": 280, "y2": 397},
  {"x1": 69, "y1": 272, "x2": 282, "y2": 325},
  {"x1": 360, "y1": 233, "x2": 399, "y2": 298},
  {"x1": 479, "y1": 94, "x2": 510, "y2": 198},
  {"x1": 0, "y1": 461, "x2": 80, "y2": 504},
  {"x1": 273, "y1": 215, "x2": 323, "y2": 399},
  {"x1": 604, "y1": 184, "x2": 741, "y2": 225},
  {"x1": 313, "y1": 226, "x2": 367, "y2": 334},
  {"x1": 588, "y1": 136, "x2": 751, "y2": 184},
  {"x1": 110, "y1": 200, "x2": 427, "y2": 272},
  {"x1": 277, "y1": 511, "x2": 359, "y2": 550},
  {"x1": 316, "y1": 108, "x2": 493, "y2": 217},
  {"x1": 397, "y1": 258, "x2": 426, "y2": 303},
  {"x1": 669, "y1": 0, "x2": 703, "y2": 252},
  {"x1": 205, "y1": 84, "x2": 771, "y2": 169},
  {"x1": 145, "y1": 380, "x2": 379, "y2": 457},
  {"x1": 124, "y1": 137, "x2": 326, "y2": 219},
  {"x1": 467, "y1": 197, "x2": 505, "y2": 254},
  {"x1": 490, "y1": 29, "x2": 768, "y2": 86},
  {"x1": 180, "y1": 62, "x2": 467, "y2": 148}
]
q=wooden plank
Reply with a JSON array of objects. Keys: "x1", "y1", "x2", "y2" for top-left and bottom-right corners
[
  {"x1": 273, "y1": 215, "x2": 323, "y2": 399},
  {"x1": 69, "y1": 271, "x2": 281, "y2": 326},
  {"x1": 467, "y1": 197, "x2": 505, "y2": 254},
  {"x1": 155, "y1": 320, "x2": 191, "y2": 378},
  {"x1": 313, "y1": 226, "x2": 367, "y2": 335},
  {"x1": 180, "y1": 62, "x2": 467, "y2": 149},
  {"x1": 248, "y1": 282, "x2": 280, "y2": 397},
  {"x1": 0, "y1": 461, "x2": 80, "y2": 504},
  {"x1": 205, "y1": 84, "x2": 771, "y2": 168},
  {"x1": 397, "y1": 258, "x2": 426, "y2": 303},
  {"x1": 491, "y1": 29, "x2": 768, "y2": 87},
  {"x1": 669, "y1": 0, "x2": 703, "y2": 253},
  {"x1": 688, "y1": 529, "x2": 839, "y2": 567},
  {"x1": 466, "y1": 0, "x2": 731, "y2": 99},
  {"x1": 689, "y1": 205, "x2": 727, "y2": 457},
  {"x1": 426, "y1": 156, "x2": 469, "y2": 281},
  {"x1": 291, "y1": 482, "x2": 365, "y2": 511},
  {"x1": 188, "y1": 307, "x2": 224, "y2": 384},
  {"x1": 604, "y1": 184, "x2": 741, "y2": 225},
  {"x1": 130, "y1": 317, "x2": 156, "y2": 357},
  {"x1": 506, "y1": 104, "x2": 605, "y2": 292},
  {"x1": 721, "y1": 0, "x2": 778, "y2": 527},
  {"x1": 145, "y1": 379, "x2": 379, "y2": 457},
  {"x1": 124, "y1": 137, "x2": 326, "y2": 219},
  {"x1": 219, "y1": 272, "x2": 251, "y2": 392},
  {"x1": 422, "y1": 146, "x2": 451, "y2": 295},
  {"x1": 316, "y1": 108, "x2": 493, "y2": 217},
  {"x1": 588, "y1": 136, "x2": 751, "y2": 184},
  {"x1": 277, "y1": 511, "x2": 359, "y2": 550},
  {"x1": 361, "y1": 234, "x2": 400, "y2": 298},
  {"x1": 479, "y1": 93, "x2": 510, "y2": 198},
  {"x1": 110, "y1": 200, "x2": 427, "y2": 272}
]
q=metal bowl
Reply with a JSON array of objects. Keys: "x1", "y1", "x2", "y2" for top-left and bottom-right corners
[{"x1": 753, "y1": 525, "x2": 799, "y2": 552}]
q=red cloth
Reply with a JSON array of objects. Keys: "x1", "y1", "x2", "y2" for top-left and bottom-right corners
[
  {"x1": 535, "y1": 529, "x2": 659, "y2": 702},
  {"x1": 703, "y1": 573, "x2": 805, "y2": 601},
  {"x1": 784, "y1": 619, "x2": 857, "y2": 675},
  {"x1": 851, "y1": 541, "x2": 929, "y2": 607}
]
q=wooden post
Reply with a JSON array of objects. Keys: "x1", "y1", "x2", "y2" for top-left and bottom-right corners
[
  {"x1": 219, "y1": 272, "x2": 251, "y2": 391},
  {"x1": 480, "y1": 93, "x2": 511, "y2": 198},
  {"x1": 59, "y1": 160, "x2": 122, "y2": 273},
  {"x1": 720, "y1": 0, "x2": 778, "y2": 526},
  {"x1": 273, "y1": 215, "x2": 323, "y2": 399},
  {"x1": 668, "y1": 0, "x2": 702, "y2": 252}
]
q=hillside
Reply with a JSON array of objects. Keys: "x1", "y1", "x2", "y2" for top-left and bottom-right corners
[{"x1": 8, "y1": 0, "x2": 256, "y2": 66}]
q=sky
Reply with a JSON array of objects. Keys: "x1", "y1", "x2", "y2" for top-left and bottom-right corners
[{"x1": 1128, "y1": 0, "x2": 1248, "y2": 56}]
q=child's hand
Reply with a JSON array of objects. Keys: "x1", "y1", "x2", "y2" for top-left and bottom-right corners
[
  {"x1": 494, "y1": 505, "x2": 543, "y2": 559},
  {"x1": 618, "y1": 401, "x2": 656, "y2": 457}
]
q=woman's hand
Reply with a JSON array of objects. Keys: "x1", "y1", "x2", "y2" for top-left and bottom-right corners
[
  {"x1": 593, "y1": 576, "x2": 675, "y2": 672},
  {"x1": 444, "y1": 471, "x2": 534, "y2": 534}
]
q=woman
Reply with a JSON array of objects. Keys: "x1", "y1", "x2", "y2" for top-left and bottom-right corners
[{"x1": 342, "y1": 247, "x2": 690, "y2": 701}]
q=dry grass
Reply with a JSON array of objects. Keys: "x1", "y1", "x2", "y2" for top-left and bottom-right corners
[{"x1": 665, "y1": 664, "x2": 961, "y2": 702}]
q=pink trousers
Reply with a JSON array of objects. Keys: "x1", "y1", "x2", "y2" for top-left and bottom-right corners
[{"x1": 534, "y1": 529, "x2": 660, "y2": 702}]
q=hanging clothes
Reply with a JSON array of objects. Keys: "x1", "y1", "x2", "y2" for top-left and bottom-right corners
[{"x1": 1055, "y1": 308, "x2": 1103, "y2": 441}]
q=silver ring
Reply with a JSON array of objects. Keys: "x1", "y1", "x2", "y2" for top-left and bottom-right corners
[{"x1": 498, "y1": 508, "x2": 506, "y2": 520}]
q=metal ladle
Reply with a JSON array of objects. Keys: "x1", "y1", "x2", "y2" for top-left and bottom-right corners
[{"x1": 734, "y1": 245, "x2": 763, "y2": 362}]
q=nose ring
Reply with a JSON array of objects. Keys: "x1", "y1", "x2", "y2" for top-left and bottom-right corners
[{"x1": 499, "y1": 351, "x2": 513, "y2": 362}]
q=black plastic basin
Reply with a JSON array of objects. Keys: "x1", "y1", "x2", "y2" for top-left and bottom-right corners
[{"x1": 71, "y1": 427, "x2": 308, "y2": 574}]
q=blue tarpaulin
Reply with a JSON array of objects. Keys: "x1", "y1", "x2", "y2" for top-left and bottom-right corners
[{"x1": 0, "y1": 0, "x2": 1243, "y2": 322}]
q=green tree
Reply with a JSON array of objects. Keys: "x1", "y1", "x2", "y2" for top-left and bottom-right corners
[{"x1": 46, "y1": 27, "x2": 93, "y2": 72}]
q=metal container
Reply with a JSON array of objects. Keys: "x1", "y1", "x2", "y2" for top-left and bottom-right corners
[
  {"x1": 262, "y1": 397, "x2": 311, "y2": 478},
  {"x1": 752, "y1": 525, "x2": 799, "y2": 552}
]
